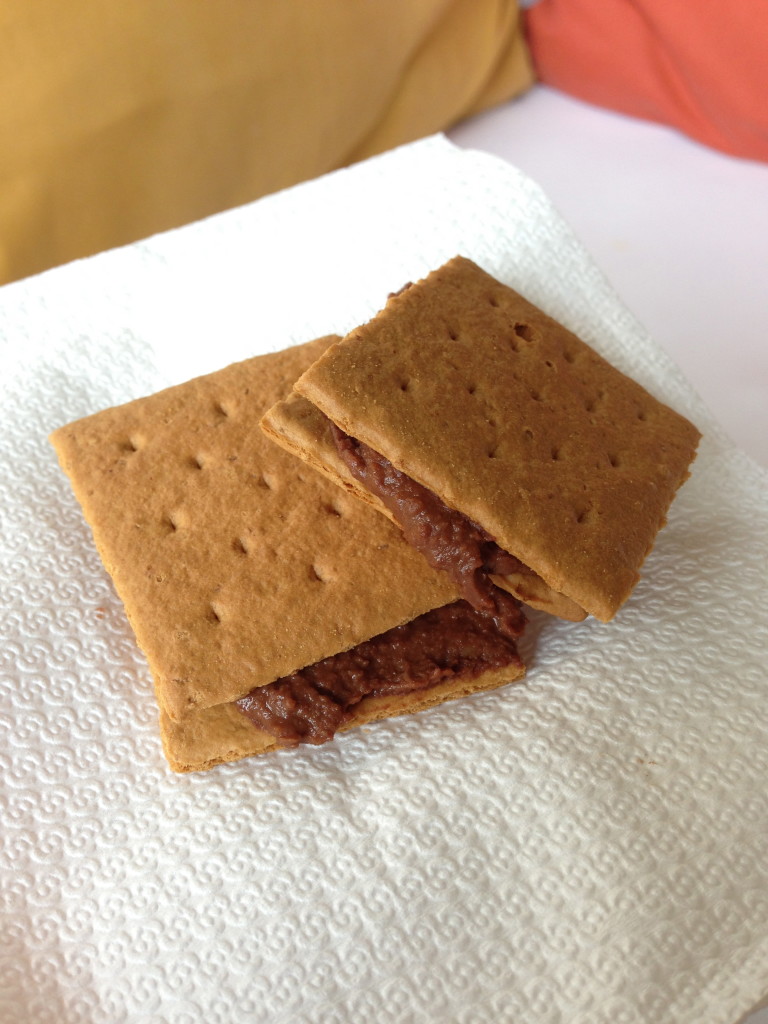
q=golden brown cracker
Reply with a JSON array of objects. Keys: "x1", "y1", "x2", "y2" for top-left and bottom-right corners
[
  {"x1": 262, "y1": 391, "x2": 586, "y2": 622},
  {"x1": 51, "y1": 337, "x2": 458, "y2": 722},
  {"x1": 260, "y1": 391, "x2": 379, "y2": 509},
  {"x1": 295, "y1": 257, "x2": 701, "y2": 621},
  {"x1": 160, "y1": 658, "x2": 525, "y2": 773}
]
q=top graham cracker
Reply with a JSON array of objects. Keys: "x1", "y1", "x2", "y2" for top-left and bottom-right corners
[
  {"x1": 50, "y1": 337, "x2": 457, "y2": 720},
  {"x1": 294, "y1": 257, "x2": 701, "y2": 621}
]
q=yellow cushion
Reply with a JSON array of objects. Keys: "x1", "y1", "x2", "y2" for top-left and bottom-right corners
[{"x1": 0, "y1": 1, "x2": 532, "y2": 284}]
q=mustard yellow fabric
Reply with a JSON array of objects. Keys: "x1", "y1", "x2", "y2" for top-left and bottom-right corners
[{"x1": 1, "y1": 1, "x2": 532, "y2": 285}]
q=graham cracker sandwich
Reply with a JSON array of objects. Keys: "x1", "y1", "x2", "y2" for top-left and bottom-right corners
[
  {"x1": 50, "y1": 336, "x2": 527, "y2": 772},
  {"x1": 263, "y1": 257, "x2": 701, "y2": 624}
]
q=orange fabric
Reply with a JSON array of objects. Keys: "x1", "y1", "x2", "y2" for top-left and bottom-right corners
[
  {"x1": 525, "y1": 0, "x2": 768, "y2": 163},
  {"x1": 0, "y1": 1, "x2": 532, "y2": 285}
]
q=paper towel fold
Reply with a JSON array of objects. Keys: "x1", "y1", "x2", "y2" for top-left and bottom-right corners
[{"x1": 1, "y1": 135, "x2": 767, "y2": 1024}]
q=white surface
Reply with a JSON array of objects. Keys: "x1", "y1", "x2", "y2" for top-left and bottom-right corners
[
  {"x1": 1, "y1": 136, "x2": 767, "y2": 1024},
  {"x1": 449, "y1": 85, "x2": 768, "y2": 470}
]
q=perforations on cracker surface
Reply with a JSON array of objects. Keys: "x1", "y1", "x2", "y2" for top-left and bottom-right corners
[
  {"x1": 296, "y1": 257, "x2": 701, "y2": 621},
  {"x1": 51, "y1": 337, "x2": 458, "y2": 721}
]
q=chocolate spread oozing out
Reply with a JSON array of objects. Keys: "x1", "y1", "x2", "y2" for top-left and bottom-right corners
[
  {"x1": 236, "y1": 600, "x2": 523, "y2": 746},
  {"x1": 331, "y1": 424, "x2": 527, "y2": 637}
]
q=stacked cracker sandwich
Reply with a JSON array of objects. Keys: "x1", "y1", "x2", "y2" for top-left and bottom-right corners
[{"x1": 51, "y1": 257, "x2": 700, "y2": 771}]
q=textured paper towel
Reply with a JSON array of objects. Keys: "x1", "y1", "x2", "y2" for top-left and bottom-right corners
[{"x1": 1, "y1": 135, "x2": 767, "y2": 1024}]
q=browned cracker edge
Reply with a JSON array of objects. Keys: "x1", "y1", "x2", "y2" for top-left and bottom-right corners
[{"x1": 160, "y1": 659, "x2": 526, "y2": 772}]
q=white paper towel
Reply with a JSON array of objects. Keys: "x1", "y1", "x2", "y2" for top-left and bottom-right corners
[{"x1": 1, "y1": 135, "x2": 767, "y2": 1024}]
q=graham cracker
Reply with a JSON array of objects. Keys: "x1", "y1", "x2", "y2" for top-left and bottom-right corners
[
  {"x1": 294, "y1": 257, "x2": 702, "y2": 621},
  {"x1": 262, "y1": 392, "x2": 586, "y2": 621},
  {"x1": 51, "y1": 337, "x2": 459, "y2": 724},
  {"x1": 160, "y1": 659, "x2": 524, "y2": 773}
]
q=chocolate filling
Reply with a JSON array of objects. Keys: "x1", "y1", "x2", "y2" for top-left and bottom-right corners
[
  {"x1": 331, "y1": 424, "x2": 528, "y2": 636},
  {"x1": 236, "y1": 599, "x2": 524, "y2": 746}
]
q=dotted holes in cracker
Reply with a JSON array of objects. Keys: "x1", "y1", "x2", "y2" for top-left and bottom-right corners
[
  {"x1": 207, "y1": 604, "x2": 223, "y2": 624},
  {"x1": 233, "y1": 537, "x2": 249, "y2": 555},
  {"x1": 162, "y1": 512, "x2": 179, "y2": 534},
  {"x1": 323, "y1": 501, "x2": 344, "y2": 518},
  {"x1": 120, "y1": 436, "x2": 141, "y2": 454},
  {"x1": 213, "y1": 400, "x2": 230, "y2": 420},
  {"x1": 309, "y1": 564, "x2": 329, "y2": 583},
  {"x1": 189, "y1": 454, "x2": 205, "y2": 470},
  {"x1": 584, "y1": 389, "x2": 606, "y2": 415}
]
